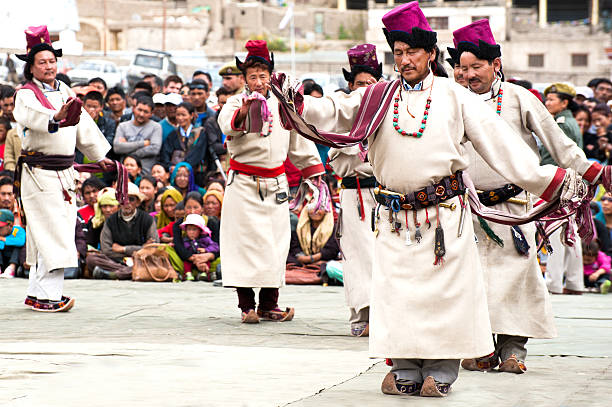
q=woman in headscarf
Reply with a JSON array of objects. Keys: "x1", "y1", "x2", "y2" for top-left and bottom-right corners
[
  {"x1": 203, "y1": 190, "x2": 223, "y2": 218},
  {"x1": 156, "y1": 187, "x2": 184, "y2": 230},
  {"x1": 85, "y1": 187, "x2": 120, "y2": 250},
  {"x1": 170, "y1": 162, "x2": 205, "y2": 197}
]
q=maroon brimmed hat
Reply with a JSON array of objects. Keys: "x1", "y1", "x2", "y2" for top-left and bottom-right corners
[
  {"x1": 235, "y1": 40, "x2": 274, "y2": 73},
  {"x1": 16, "y1": 25, "x2": 62, "y2": 63},
  {"x1": 382, "y1": 2, "x2": 437, "y2": 51},
  {"x1": 453, "y1": 19, "x2": 501, "y2": 61},
  {"x1": 342, "y1": 44, "x2": 382, "y2": 82}
]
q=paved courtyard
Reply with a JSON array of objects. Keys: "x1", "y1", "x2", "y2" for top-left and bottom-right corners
[{"x1": 1, "y1": 279, "x2": 611, "y2": 406}]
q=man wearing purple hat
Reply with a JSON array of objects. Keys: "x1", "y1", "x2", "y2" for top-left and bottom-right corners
[
  {"x1": 329, "y1": 44, "x2": 382, "y2": 337},
  {"x1": 13, "y1": 26, "x2": 113, "y2": 312},
  {"x1": 454, "y1": 19, "x2": 603, "y2": 374},
  {"x1": 274, "y1": 2, "x2": 595, "y2": 397},
  {"x1": 445, "y1": 47, "x2": 466, "y2": 87}
]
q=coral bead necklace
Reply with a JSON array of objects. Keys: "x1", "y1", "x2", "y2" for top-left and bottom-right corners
[
  {"x1": 261, "y1": 113, "x2": 273, "y2": 136},
  {"x1": 392, "y1": 76, "x2": 435, "y2": 138},
  {"x1": 495, "y1": 87, "x2": 503, "y2": 115}
]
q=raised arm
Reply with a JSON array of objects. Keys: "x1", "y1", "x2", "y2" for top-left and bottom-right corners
[{"x1": 300, "y1": 88, "x2": 365, "y2": 133}]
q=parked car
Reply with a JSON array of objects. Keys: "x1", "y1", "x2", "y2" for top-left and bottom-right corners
[
  {"x1": 68, "y1": 60, "x2": 124, "y2": 88},
  {"x1": 127, "y1": 49, "x2": 177, "y2": 89}
]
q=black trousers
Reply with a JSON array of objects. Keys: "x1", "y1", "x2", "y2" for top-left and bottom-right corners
[{"x1": 236, "y1": 287, "x2": 279, "y2": 312}]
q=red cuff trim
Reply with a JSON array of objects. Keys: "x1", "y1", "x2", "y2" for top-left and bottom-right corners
[
  {"x1": 231, "y1": 109, "x2": 246, "y2": 132},
  {"x1": 300, "y1": 163, "x2": 325, "y2": 179},
  {"x1": 583, "y1": 161, "x2": 603, "y2": 183},
  {"x1": 541, "y1": 167, "x2": 566, "y2": 202}
]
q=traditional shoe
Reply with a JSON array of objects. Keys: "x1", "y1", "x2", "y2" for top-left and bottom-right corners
[
  {"x1": 257, "y1": 307, "x2": 295, "y2": 322},
  {"x1": 461, "y1": 352, "x2": 499, "y2": 371},
  {"x1": 420, "y1": 376, "x2": 451, "y2": 397},
  {"x1": 381, "y1": 372, "x2": 421, "y2": 396},
  {"x1": 24, "y1": 296, "x2": 37, "y2": 307},
  {"x1": 601, "y1": 280, "x2": 611, "y2": 294},
  {"x1": 498, "y1": 355, "x2": 527, "y2": 374},
  {"x1": 241, "y1": 309, "x2": 259, "y2": 324},
  {"x1": 562, "y1": 288, "x2": 582, "y2": 295},
  {"x1": 32, "y1": 297, "x2": 75, "y2": 313},
  {"x1": 350, "y1": 322, "x2": 369, "y2": 337}
]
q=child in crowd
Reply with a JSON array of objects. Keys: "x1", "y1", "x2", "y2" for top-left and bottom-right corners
[
  {"x1": 180, "y1": 214, "x2": 219, "y2": 281},
  {"x1": 0, "y1": 209, "x2": 25, "y2": 278},
  {"x1": 582, "y1": 240, "x2": 612, "y2": 294}
]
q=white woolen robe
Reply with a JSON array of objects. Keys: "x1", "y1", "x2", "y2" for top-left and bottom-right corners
[
  {"x1": 302, "y1": 72, "x2": 566, "y2": 359},
  {"x1": 329, "y1": 145, "x2": 375, "y2": 313},
  {"x1": 467, "y1": 81, "x2": 599, "y2": 339},
  {"x1": 13, "y1": 78, "x2": 110, "y2": 271},
  {"x1": 218, "y1": 93, "x2": 324, "y2": 288}
]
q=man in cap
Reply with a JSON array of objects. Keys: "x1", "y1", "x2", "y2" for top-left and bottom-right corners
[
  {"x1": 329, "y1": 44, "x2": 383, "y2": 337},
  {"x1": 275, "y1": 2, "x2": 597, "y2": 397},
  {"x1": 159, "y1": 92, "x2": 183, "y2": 142},
  {"x1": 217, "y1": 40, "x2": 324, "y2": 324},
  {"x1": 541, "y1": 83, "x2": 586, "y2": 296},
  {"x1": 13, "y1": 26, "x2": 113, "y2": 312},
  {"x1": 454, "y1": 20, "x2": 601, "y2": 373},
  {"x1": 218, "y1": 63, "x2": 245, "y2": 96}
]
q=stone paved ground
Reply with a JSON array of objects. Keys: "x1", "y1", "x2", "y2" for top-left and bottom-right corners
[{"x1": 1, "y1": 279, "x2": 611, "y2": 407}]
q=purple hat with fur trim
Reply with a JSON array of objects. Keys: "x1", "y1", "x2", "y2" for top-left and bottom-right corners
[
  {"x1": 16, "y1": 25, "x2": 62, "y2": 63},
  {"x1": 382, "y1": 2, "x2": 437, "y2": 51},
  {"x1": 453, "y1": 19, "x2": 501, "y2": 61},
  {"x1": 342, "y1": 44, "x2": 383, "y2": 82}
]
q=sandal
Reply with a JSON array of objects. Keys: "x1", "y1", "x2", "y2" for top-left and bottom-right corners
[
  {"x1": 498, "y1": 354, "x2": 527, "y2": 374},
  {"x1": 32, "y1": 296, "x2": 75, "y2": 313},
  {"x1": 257, "y1": 307, "x2": 295, "y2": 322},
  {"x1": 461, "y1": 352, "x2": 499, "y2": 371},
  {"x1": 241, "y1": 309, "x2": 259, "y2": 324},
  {"x1": 420, "y1": 376, "x2": 451, "y2": 397},
  {"x1": 381, "y1": 372, "x2": 421, "y2": 396}
]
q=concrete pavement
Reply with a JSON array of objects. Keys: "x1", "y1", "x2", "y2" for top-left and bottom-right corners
[{"x1": 1, "y1": 279, "x2": 611, "y2": 406}]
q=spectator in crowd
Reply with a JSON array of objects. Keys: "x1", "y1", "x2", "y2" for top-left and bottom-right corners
[
  {"x1": 0, "y1": 117, "x2": 9, "y2": 170},
  {"x1": 582, "y1": 240, "x2": 612, "y2": 294},
  {"x1": 541, "y1": 84, "x2": 582, "y2": 164},
  {"x1": 189, "y1": 80, "x2": 215, "y2": 127},
  {"x1": 77, "y1": 177, "x2": 106, "y2": 223},
  {"x1": 0, "y1": 209, "x2": 25, "y2": 278},
  {"x1": 163, "y1": 75, "x2": 183, "y2": 94},
  {"x1": 56, "y1": 73, "x2": 72, "y2": 87},
  {"x1": 1, "y1": 86, "x2": 19, "y2": 172},
  {"x1": 593, "y1": 79, "x2": 612, "y2": 105},
  {"x1": 170, "y1": 162, "x2": 205, "y2": 197},
  {"x1": 105, "y1": 87, "x2": 128, "y2": 125},
  {"x1": 156, "y1": 187, "x2": 184, "y2": 230},
  {"x1": 159, "y1": 93, "x2": 182, "y2": 142},
  {"x1": 584, "y1": 97, "x2": 598, "y2": 113},
  {"x1": 151, "y1": 162, "x2": 171, "y2": 189},
  {"x1": 0, "y1": 176, "x2": 20, "y2": 226},
  {"x1": 82, "y1": 91, "x2": 117, "y2": 159},
  {"x1": 588, "y1": 78, "x2": 606, "y2": 92},
  {"x1": 304, "y1": 82, "x2": 324, "y2": 98},
  {"x1": 203, "y1": 91, "x2": 228, "y2": 174},
  {"x1": 89, "y1": 183, "x2": 157, "y2": 280},
  {"x1": 178, "y1": 214, "x2": 219, "y2": 281},
  {"x1": 152, "y1": 93, "x2": 167, "y2": 120},
  {"x1": 113, "y1": 96, "x2": 162, "y2": 175},
  {"x1": 578, "y1": 105, "x2": 609, "y2": 162},
  {"x1": 591, "y1": 104, "x2": 612, "y2": 163},
  {"x1": 192, "y1": 70, "x2": 213, "y2": 90},
  {"x1": 205, "y1": 179, "x2": 225, "y2": 193},
  {"x1": 172, "y1": 191, "x2": 221, "y2": 280},
  {"x1": 88, "y1": 77, "x2": 108, "y2": 98},
  {"x1": 215, "y1": 87, "x2": 232, "y2": 111},
  {"x1": 138, "y1": 174, "x2": 158, "y2": 213},
  {"x1": 85, "y1": 188, "x2": 119, "y2": 250},
  {"x1": 600, "y1": 193, "x2": 612, "y2": 238},
  {"x1": 0, "y1": 85, "x2": 16, "y2": 127},
  {"x1": 144, "y1": 74, "x2": 163, "y2": 95},
  {"x1": 287, "y1": 199, "x2": 340, "y2": 266},
  {"x1": 218, "y1": 64, "x2": 245, "y2": 96},
  {"x1": 203, "y1": 189, "x2": 223, "y2": 218},
  {"x1": 161, "y1": 102, "x2": 209, "y2": 173},
  {"x1": 157, "y1": 199, "x2": 185, "y2": 244},
  {"x1": 123, "y1": 155, "x2": 143, "y2": 186},
  {"x1": 180, "y1": 83, "x2": 191, "y2": 103}
]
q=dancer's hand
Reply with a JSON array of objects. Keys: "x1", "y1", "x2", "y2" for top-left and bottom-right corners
[
  {"x1": 53, "y1": 98, "x2": 75, "y2": 122},
  {"x1": 98, "y1": 158, "x2": 115, "y2": 171},
  {"x1": 234, "y1": 98, "x2": 255, "y2": 127}
]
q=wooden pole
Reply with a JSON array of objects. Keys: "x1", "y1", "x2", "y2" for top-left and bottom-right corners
[
  {"x1": 103, "y1": 0, "x2": 108, "y2": 55},
  {"x1": 162, "y1": 0, "x2": 167, "y2": 51}
]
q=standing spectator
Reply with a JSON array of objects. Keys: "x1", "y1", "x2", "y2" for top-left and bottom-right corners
[
  {"x1": 152, "y1": 93, "x2": 167, "y2": 120},
  {"x1": 88, "y1": 77, "x2": 108, "y2": 98},
  {"x1": 180, "y1": 84, "x2": 191, "y2": 103},
  {"x1": 163, "y1": 75, "x2": 183, "y2": 94},
  {"x1": 144, "y1": 74, "x2": 163, "y2": 95},
  {"x1": 189, "y1": 80, "x2": 215, "y2": 127},
  {"x1": 82, "y1": 91, "x2": 117, "y2": 161},
  {"x1": 594, "y1": 79, "x2": 612, "y2": 105},
  {"x1": 0, "y1": 209, "x2": 25, "y2": 278},
  {"x1": 159, "y1": 93, "x2": 182, "y2": 142},
  {"x1": 203, "y1": 190, "x2": 223, "y2": 218},
  {"x1": 113, "y1": 96, "x2": 162, "y2": 175},
  {"x1": 192, "y1": 71, "x2": 212, "y2": 89},
  {"x1": 77, "y1": 177, "x2": 105, "y2": 223},
  {"x1": 105, "y1": 87, "x2": 128, "y2": 125},
  {"x1": 218, "y1": 64, "x2": 245, "y2": 96},
  {"x1": 151, "y1": 163, "x2": 171, "y2": 189},
  {"x1": 215, "y1": 87, "x2": 232, "y2": 111},
  {"x1": 161, "y1": 102, "x2": 209, "y2": 173}
]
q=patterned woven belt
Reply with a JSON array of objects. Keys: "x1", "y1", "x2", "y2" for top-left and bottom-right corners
[
  {"x1": 477, "y1": 183, "x2": 523, "y2": 206},
  {"x1": 374, "y1": 171, "x2": 465, "y2": 210}
]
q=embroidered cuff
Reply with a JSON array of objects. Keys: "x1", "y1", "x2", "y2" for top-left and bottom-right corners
[
  {"x1": 583, "y1": 161, "x2": 603, "y2": 184},
  {"x1": 540, "y1": 167, "x2": 567, "y2": 202}
]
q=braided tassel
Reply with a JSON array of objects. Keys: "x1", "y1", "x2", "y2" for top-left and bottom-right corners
[{"x1": 478, "y1": 216, "x2": 504, "y2": 247}]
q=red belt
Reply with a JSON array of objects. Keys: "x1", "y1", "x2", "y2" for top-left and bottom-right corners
[{"x1": 229, "y1": 159, "x2": 285, "y2": 178}]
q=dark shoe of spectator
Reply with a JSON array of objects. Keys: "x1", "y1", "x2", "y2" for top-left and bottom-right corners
[
  {"x1": 562, "y1": 288, "x2": 583, "y2": 295},
  {"x1": 257, "y1": 307, "x2": 295, "y2": 322},
  {"x1": 420, "y1": 376, "x2": 451, "y2": 397},
  {"x1": 380, "y1": 372, "x2": 421, "y2": 396},
  {"x1": 32, "y1": 297, "x2": 75, "y2": 313},
  {"x1": 92, "y1": 266, "x2": 113, "y2": 280}
]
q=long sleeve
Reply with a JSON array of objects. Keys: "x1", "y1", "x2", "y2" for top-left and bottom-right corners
[
  {"x1": 160, "y1": 130, "x2": 177, "y2": 168},
  {"x1": 113, "y1": 123, "x2": 143, "y2": 154},
  {"x1": 100, "y1": 222, "x2": 122, "y2": 261},
  {"x1": 319, "y1": 224, "x2": 341, "y2": 261},
  {"x1": 597, "y1": 251, "x2": 611, "y2": 273},
  {"x1": 218, "y1": 94, "x2": 248, "y2": 138},
  {"x1": 3, "y1": 129, "x2": 21, "y2": 172},
  {"x1": 131, "y1": 123, "x2": 162, "y2": 159},
  {"x1": 13, "y1": 89, "x2": 57, "y2": 133},
  {"x1": 301, "y1": 89, "x2": 366, "y2": 133},
  {"x1": 75, "y1": 108, "x2": 111, "y2": 162},
  {"x1": 185, "y1": 130, "x2": 209, "y2": 169},
  {"x1": 202, "y1": 236, "x2": 219, "y2": 255},
  {"x1": 172, "y1": 219, "x2": 191, "y2": 260},
  {"x1": 287, "y1": 130, "x2": 324, "y2": 178}
]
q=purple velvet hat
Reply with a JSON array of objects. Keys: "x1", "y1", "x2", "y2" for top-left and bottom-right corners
[
  {"x1": 381, "y1": 2, "x2": 437, "y2": 51},
  {"x1": 236, "y1": 40, "x2": 274, "y2": 73},
  {"x1": 453, "y1": 19, "x2": 501, "y2": 61},
  {"x1": 16, "y1": 25, "x2": 62, "y2": 63},
  {"x1": 342, "y1": 44, "x2": 383, "y2": 82}
]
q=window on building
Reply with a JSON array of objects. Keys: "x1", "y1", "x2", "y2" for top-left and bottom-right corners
[
  {"x1": 472, "y1": 16, "x2": 489, "y2": 22},
  {"x1": 314, "y1": 12, "x2": 324, "y2": 34},
  {"x1": 571, "y1": 53, "x2": 588, "y2": 67},
  {"x1": 528, "y1": 54, "x2": 544, "y2": 68},
  {"x1": 427, "y1": 17, "x2": 449, "y2": 30}
]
